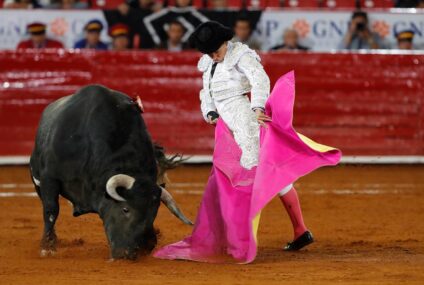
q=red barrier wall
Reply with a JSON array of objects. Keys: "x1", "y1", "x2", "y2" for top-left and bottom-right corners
[{"x1": 0, "y1": 50, "x2": 423, "y2": 157}]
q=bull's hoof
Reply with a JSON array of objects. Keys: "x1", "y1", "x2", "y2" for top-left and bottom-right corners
[
  {"x1": 40, "y1": 231, "x2": 57, "y2": 257},
  {"x1": 40, "y1": 230, "x2": 57, "y2": 246},
  {"x1": 40, "y1": 248, "x2": 56, "y2": 257}
]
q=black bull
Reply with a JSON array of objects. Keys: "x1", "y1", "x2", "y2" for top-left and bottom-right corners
[{"x1": 30, "y1": 85, "x2": 192, "y2": 260}]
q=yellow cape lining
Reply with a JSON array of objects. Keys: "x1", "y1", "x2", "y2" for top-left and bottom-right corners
[
  {"x1": 251, "y1": 134, "x2": 339, "y2": 244},
  {"x1": 297, "y1": 132, "x2": 337, "y2": 153},
  {"x1": 252, "y1": 213, "x2": 261, "y2": 243}
]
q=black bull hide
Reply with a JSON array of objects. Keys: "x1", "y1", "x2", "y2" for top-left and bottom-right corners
[{"x1": 29, "y1": 84, "x2": 192, "y2": 260}]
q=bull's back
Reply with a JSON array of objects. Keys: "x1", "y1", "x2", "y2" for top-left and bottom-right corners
[{"x1": 31, "y1": 84, "x2": 143, "y2": 178}]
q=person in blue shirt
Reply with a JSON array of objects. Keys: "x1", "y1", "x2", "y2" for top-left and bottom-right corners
[{"x1": 74, "y1": 20, "x2": 108, "y2": 50}]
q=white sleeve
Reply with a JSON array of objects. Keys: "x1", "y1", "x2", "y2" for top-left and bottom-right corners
[
  {"x1": 237, "y1": 54, "x2": 270, "y2": 110},
  {"x1": 199, "y1": 86, "x2": 216, "y2": 122}
]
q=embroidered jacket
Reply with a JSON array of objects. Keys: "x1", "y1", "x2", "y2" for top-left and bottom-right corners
[{"x1": 197, "y1": 41, "x2": 270, "y2": 121}]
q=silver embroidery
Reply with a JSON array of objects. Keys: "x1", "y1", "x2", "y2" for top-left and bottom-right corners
[
  {"x1": 197, "y1": 42, "x2": 270, "y2": 168},
  {"x1": 197, "y1": 54, "x2": 212, "y2": 72},
  {"x1": 237, "y1": 54, "x2": 270, "y2": 109},
  {"x1": 224, "y1": 42, "x2": 261, "y2": 69},
  {"x1": 216, "y1": 96, "x2": 260, "y2": 170},
  {"x1": 197, "y1": 42, "x2": 270, "y2": 119}
]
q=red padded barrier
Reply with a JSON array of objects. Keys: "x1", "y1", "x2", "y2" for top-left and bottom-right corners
[
  {"x1": 0, "y1": 50, "x2": 423, "y2": 157},
  {"x1": 260, "y1": 0, "x2": 281, "y2": 8},
  {"x1": 284, "y1": 0, "x2": 320, "y2": 8}
]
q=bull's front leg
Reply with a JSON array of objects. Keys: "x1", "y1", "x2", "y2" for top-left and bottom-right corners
[{"x1": 39, "y1": 178, "x2": 61, "y2": 257}]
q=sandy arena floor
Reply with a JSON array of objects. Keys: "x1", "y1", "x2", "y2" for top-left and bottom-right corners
[{"x1": 0, "y1": 164, "x2": 423, "y2": 285}]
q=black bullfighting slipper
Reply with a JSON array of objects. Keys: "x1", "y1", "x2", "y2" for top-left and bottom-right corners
[{"x1": 284, "y1": 231, "x2": 314, "y2": 251}]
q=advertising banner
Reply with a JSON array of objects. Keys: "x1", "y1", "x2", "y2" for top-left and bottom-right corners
[
  {"x1": 254, "y1": 10, "x2": 424, "y2": 50},
  {"x1": 0, "y1": 10, "x2": 108, "y2": 49}
]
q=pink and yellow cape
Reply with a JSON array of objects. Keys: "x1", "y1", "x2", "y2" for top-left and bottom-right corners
[{"x1": 153, "y1": 71, "x2": 342, "y2": 263}]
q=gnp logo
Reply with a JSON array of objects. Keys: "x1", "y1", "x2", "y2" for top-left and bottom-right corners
[
  {"x1": 49, "y1": 18, "x2": 69, "y2": 37},
  {"x1": 292, "y1": 19, "x2": 310, "y2": 38},
  {"x1": 372, "y1": 20, "x2": 390, "y2": 38}
]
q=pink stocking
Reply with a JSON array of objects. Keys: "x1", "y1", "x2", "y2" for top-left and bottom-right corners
[{"x1": 279, "y1": 187, "x2": 307, "y2": 240}]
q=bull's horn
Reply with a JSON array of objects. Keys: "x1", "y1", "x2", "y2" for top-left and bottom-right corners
[
  {"x1": 160, "y1": 187, "x2": 193, "y2": 226},
  {"x1": 106, "y1": 174, "x2": 135, "y2": 202}
]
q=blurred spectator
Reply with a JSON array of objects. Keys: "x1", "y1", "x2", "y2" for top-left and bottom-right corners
[
  {"x1": 395, "y1": 30, "x2": 415, "y2": 50},
  {"x1": 231, "y1": 15, "x2": 261, "y2": 50},
  {"x1": 48, "y1": 0, "x2": 88, "y2": 9},
  {"x1": 157, "y1": 20, "x2": 190, "y2": 51},
  {"x1": 3, "y1": 0, "x2": 40, "y2": 8},
  {"x1": 123, "y1": 0, "x2": 161, "y2": 13},
  {"x1": 142, "y1": 2, "x2": 207, "y2": 49},
  {"x1": 395, "y1": 0, "x2": 424, "y2": 7},
  {"x1": 105, "y1": 0, "x2": 158, "y2": 49},
  {"x1": 74, "y1": 20, "x2": 108, "y2": 50},
  {"x1": 175, "y1": 0, "x2": 192, "y2": 7},
  {"x1": 109, "y1": 23, "x2": 131, "y2": 50},
  {"x1": 338, "y1": 11, "x2": 386, "y2": 50},
  {"x1": 17, "y1": 22, "x2": 64, "y2": 49},
  {"x1": 210, "y1": 0, "x2": 227, "y2": 9},
  {"x1": 271, "y1": 29, "x2": 309, "y2": 51},
  {"x1": 126, "y1": 0, "x2": 157, "y2": 10}
]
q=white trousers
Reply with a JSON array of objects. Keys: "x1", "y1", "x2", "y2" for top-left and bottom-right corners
[{"x1": 215, "y1": 95, "x2": 260, "y2": 170}]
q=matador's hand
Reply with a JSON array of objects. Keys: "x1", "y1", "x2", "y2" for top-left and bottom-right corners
[
  {"x1": 255, "y1": 109, "x2": 272, "y2": 128},
  {"x1": 207, "y1": 111, "x2": 219, "y2": 125}
]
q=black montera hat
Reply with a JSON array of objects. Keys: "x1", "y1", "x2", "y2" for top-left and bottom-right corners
[{"x1": 189, "y1": 21, "x2": 234, "y2": 54}]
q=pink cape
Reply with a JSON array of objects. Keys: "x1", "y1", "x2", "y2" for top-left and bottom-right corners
[{"x1": 153, "y1": 71, "x2": 342, "y2": 263}]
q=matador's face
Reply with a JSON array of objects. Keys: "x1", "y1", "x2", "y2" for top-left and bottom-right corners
[{"x1": 208, "y1": 42, "x2": 228, "y2": 63}]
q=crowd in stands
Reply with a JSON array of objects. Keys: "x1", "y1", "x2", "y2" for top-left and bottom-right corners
[
  {"x1": 3, "y1": 0, "x2": 424, "y2": 9},
  {"x1": 4, "y1": 0, "x2": 422, "y2": 51},
  {"x1": 14, "y1": 10, "x2": 420, "y2": 51}
]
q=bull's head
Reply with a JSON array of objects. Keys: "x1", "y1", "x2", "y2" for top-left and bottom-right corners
[{"x1": 101, "y1": 174, "x2": 192, "y2": 260}]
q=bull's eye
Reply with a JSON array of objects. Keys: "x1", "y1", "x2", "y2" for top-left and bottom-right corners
[{"x1": 122, "y1": 207, "x2": 130, "y2": 214}]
